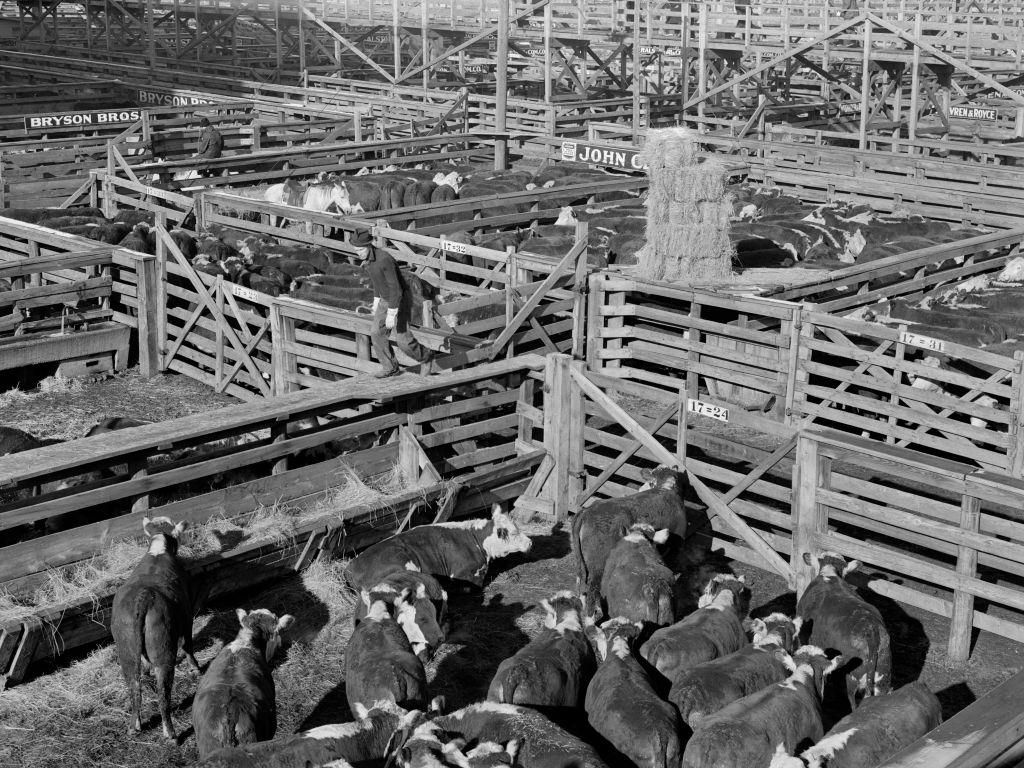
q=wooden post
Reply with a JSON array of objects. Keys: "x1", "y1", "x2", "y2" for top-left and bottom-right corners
[
  {"x1": 568, "y1": 358, "x2": 586, "y2": 513},
  {"x1": 270, "y1": 301, "x2": 296, "y2": 396},
  {"x1": 494, "y1": 0, "x2": 509, "y2": 170},
  {"x1": 1009, "y1": 351, "x2": 1024, "y2": 478},
  {"x1": 155, "y1": 213, "x2": 168, "y2": 370},
  {"x1": 517, "y1": 375, "x2": 537, "y2": 451},
  {"x1": 398, "y1": 425, "x2": 422, "y2": 486},
  {"x1": 791, "y1": 432, "x2": 827, "y2": 595},
  {"x1": 571, "y1": 220, "x2": 589, "y2": 361},
  {"x1": 858, "y1": 20, "x2": 872, "y2": 150},
  {"x1": 543, "y1": 354, "x2": 577, "y2": 522},
  {"x1": 949, "y1": 493, "x2": 981, "y2": 662},
  {"x1": 215, "y1": 276, "x2": 225, "y2": 387},
  {"x1": 585, "y1": 273, "x2": 603, "y2": 372},
  {"x1": 134, "y1": 253, "x2": 160, "y2": 380},
  {"x1": 631, "y1": 11, "x2": 641, "y2": 139}
]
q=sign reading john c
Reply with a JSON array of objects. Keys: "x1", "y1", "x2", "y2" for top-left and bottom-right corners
[
  {"x1": 23, "y1": 108, "x2": 142, "y2": 133},
  {"x1": 948, "y1": 105, "x2": 998, "y2": 121},
  {"x1": 560, "y1": 140, "x2": 646, "y2": 172}
]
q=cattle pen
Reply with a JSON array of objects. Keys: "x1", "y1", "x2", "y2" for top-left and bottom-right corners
[{"x1": 4, "y1": 0, "x2": 1024, "y2": 766}]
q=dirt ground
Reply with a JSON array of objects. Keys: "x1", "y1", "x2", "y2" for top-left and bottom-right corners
[{"x1": 0, "y1": 368, "x2": 238, "y2": 442}]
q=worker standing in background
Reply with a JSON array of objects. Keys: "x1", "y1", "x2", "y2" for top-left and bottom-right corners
[
  {"x1": 195, "y1": 116, "x2": 223, "y2": 171},
  {"x1": 350, "y1": 230, "x2": 438, "y2": 379}
]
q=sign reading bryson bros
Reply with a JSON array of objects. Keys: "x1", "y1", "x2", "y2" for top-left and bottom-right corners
[
  {"x1": 560, "y1": 140, "x2": 646, "y2": 173},
  {"x1": 136, "y1": 88, "x2": 215, "y2": 107},
  {"x1": 24, "y1": 108, "x2": 142, "y2": 133}
]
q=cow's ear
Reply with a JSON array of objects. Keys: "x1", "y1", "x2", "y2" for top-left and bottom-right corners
[
  {"x1": 278, "y1": 614, "x2": 295, "y2": 632},
  {"x1": 416, "y1": 583, "x2": 427, "y2": 600},
  {"x1": 653, "y1": 528, "x2": 670, "y2": 545},
  {"x1": 737, "y1": 574, "x2": 747, "y2": 585},
  {"x1": 172, "y1": 520, "x2": 188, "y2": 538},
  {"x1": 792, "y1": 616, "x2": 804, "y2": 638},
  {"x1": 842, "y1": 560, "x2": 861, "y2": 578},
  {"x1": 142, "y1": 517, "x2": 153, "y2": 536},
  {"x1": 428, "y1": 695, "x2": 446, "y2": 713},
  {"x1": 236, "y1": 608, "x2": 247, "y2": 624},
  {"x1": 824, "y1": 654, "x2": 844, "y2": 676},
  {"x1": 360, "y1": 589, "x2": 372, "y2": 609},
  {"x1": 585, "y1": 624, "x2": 607, "y2": 661},
  {"x1": 640, "y1": 467, "x2": 654, "y2": 482},
  {"x1": 778, "y1": 650, "x2": 797, "y2": 672},
  {"x1": 750, "y1": 618, "x2": 766, "y2": 638}
]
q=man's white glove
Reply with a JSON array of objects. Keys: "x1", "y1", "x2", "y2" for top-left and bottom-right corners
[
  {"x1": 372, "y1": 297, "x2": 381, "y2": 314},
  {"x1": 385, "y1": 307, "x2": 398, "y2": 330}
]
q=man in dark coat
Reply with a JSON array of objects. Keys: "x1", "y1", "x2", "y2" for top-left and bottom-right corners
[
  {"x1": 352, "y1": 230, "x2": 437, "y2": 378},
  {"x1": 195, "y1": 117, "x2": 223, "y2": 160}
]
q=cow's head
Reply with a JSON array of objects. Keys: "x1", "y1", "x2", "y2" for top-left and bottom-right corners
[
  {"x1": 554, "y1": 206, "x2": 577, "y2": 227},
  {"x1": 802, "y1": 728, "x2": 860, "y2": 768},
  {"x1": 622, "y1": 523, "x2": 669, "y2": 547},
  {"x1": 638, "y1": 465, "x2": 686, "y2": 495},
  {"x1": 481, "y1": 505, "x2": 532, "y2": 560},
  {"x1": 751, "y1": 612, "x2": 801, "y2": 652},
  {"x1": 792, "y1": 645, "x2": 843, "y2": 698},
  {"x1": 464, "y1": 740, "x2": 519, "y2": 768},
  {"x1": 142, "y1": 516, "x2": 187, "y2": 556},
  {"x1": 699, "y1": 573, "x2": 751, "y2": 615},
  {"x1": 767, "y1": 743, "x2": 806, "y2": 768},
  {"x1": 440, "y1": 171, "x2": 463, "y2": 191},
  {"x1": 395, "y1": 584, "x2": 445, "y2": 661},
  {"x1": 234, "y1": 608, "x2": 294, "y2": 662},
  {"x1": 540, "y1": 590, "x2": 585, "y2": 635},
  {"x1": 360, "y1": 589, "x2": 395, "y2": 622},
  {"x1": 813, "y1": 551, "x2": 860, "y2": 580},
  {"x1": 587, "y1": 616, "x2": 643, "y2": 662}
]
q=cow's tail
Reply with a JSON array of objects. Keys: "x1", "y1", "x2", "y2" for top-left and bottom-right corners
[
  {"x1": 571, "y1": 511, "x2": 589, "y2": 598},
  {"x1": 874, "y1": 630, "x2": 892, "y2": 696},
  {"x1": 117, "y1": 589, "x2": 154, "y2": 731}
]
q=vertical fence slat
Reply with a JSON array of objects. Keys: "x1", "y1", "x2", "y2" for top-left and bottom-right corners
[{"x1": 949, "y1": 493, "x2": 981, "y2": 662}]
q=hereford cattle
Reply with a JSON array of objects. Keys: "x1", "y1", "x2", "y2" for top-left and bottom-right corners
[
  {"x1": 640, "y1": 574, "x2": 750, "y2": 682},
  {"x1": 796, "y1": 552, "x2": 892, "y2": 711},
  {"x1": 394, "y1": 729, "x2": 515, "y2": 768},
  {"x1": 600, "y1": 524, "x2": 677, "y2": 628},
  {"x1": 487, "y1": 591, "x2": 595, "y2": 708},
  {"x1": 353, "y1": 566, "x2": 448, "y2": 659},
  {"x1": 111, "y1": 516, "x2": 200, "y2": 741},
  {"x1": 344, "y1": 590, "x2": 429, "y2": 716},
  {"x1": 196, "y1": 702, "x2": 428, "y2": 768},
  {"x1": 670, "y1": 613, "x2": 801, "y2": 728},
  {"x1": 682, "y1": 646, "x2": 843, "y2": 768},
  {"x1": 572, "y1": 465, "x2": 688, "y2": 614},
  {"x1": 192, "y1": 608, "x2": 295, "y2": 758},
  {"x1": 412, "y1": 702, "x2": 610, "y2": 768},
  {"x1": 344, "y1": 505, "x2": 532, "y2": 591},
  {"x1": 355, "y1": 581, "x2": 441, "y2": 661},
  {"x1": 585, "y1": 617, "x2": 684, "y2": 768},
  {"x1": 791, "y1": 681, "x2": 942, "y2": 768}
]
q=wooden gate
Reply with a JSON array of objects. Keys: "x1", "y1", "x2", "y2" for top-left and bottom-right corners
[{"x1": 155, "y1": 225, "x2": 273, "y2": 399}]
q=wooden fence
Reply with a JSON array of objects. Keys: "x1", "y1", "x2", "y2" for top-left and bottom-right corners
[
  {"x1": 538, "y1": 352, "x2": 1024, "y2": 662},
  {"x1": 0, "y1": 354, "x2": 548, "y2": 686},
  {"x1": 587, "y1": 272, "x2": 1024, "y2": 475}
]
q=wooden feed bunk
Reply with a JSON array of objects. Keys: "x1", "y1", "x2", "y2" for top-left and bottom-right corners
[{"x1": 0, "y1": 354, "x2": 549, "y2": 689}]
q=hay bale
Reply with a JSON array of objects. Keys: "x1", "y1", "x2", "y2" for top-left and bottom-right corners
[{"x1": 635, "y1": 128, "x2": 735, "y2": 283}]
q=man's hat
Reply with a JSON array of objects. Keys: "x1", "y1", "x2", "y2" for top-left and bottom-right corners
[{"x1": 351, "y1": 231, "x2": 373, "y2": 248}]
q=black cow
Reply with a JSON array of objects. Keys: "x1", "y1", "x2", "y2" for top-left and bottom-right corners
[
  {"x1": 796, "y1": 552, "x2": 892, "y2": 711},
  {"x1": 572, "y1": 465, "x2": 688, "y2": 614},
  {"x1": 600, "y1": 523, "x2": 677, "y2": 628},
  {"x1": 487, "y1": 591, "x2": 595, "y2": 708},
  {"x1": 585, "y1": 617, "x2": 684, "y2": 768}
]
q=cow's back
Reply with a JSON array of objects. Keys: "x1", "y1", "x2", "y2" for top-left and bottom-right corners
[
  {"x1": 193, "y1": 647, "x2": 276, "y2": 757},
  {"x1": 346, "y1": 526, "x2": 483, "y2": 589},
  {"x1": 641, "y1": 609, "x2": 744, "y2": 680}
]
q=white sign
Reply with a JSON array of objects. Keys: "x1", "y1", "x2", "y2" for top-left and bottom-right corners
[
  {"x1": 440, "y1": 238, "x2": 469, "y2": 255},
  {"x1": 949, "y1": 105, "x2": 998, "y2": 121},
  {"x1": 687, "y1": 398, "x2": 730, "y2": 422},
  {"x1": 899, "y1": 331, "x2": 946, "y2": 354},
  {"x1": 229, "y1": 284, "x2": 262, "y2": 303},
  {"x1": 23, "y1": 109, "x2": 142, "y2": 132},
  {"x1": 137, "y1": 88, "x2": 215, "y2": 107}
]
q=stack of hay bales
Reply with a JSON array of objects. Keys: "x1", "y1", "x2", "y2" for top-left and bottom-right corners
[{"x1": 635, "y1": 127, "x2": 735, "y2": 283}]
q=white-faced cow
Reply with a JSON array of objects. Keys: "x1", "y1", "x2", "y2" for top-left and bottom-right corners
[
  {"x1": 111, "y1": 516, "x2": 200, "y2": 741},
  {"x1": 670, "y1": 613, "x2": 801, "y2": 728},
  {"x1": 600, "y1": 524, "x2": 677, "y2": 627},
  {"x1": 192, "y1": 608, "x2": 295, "y2": 758},
  {"x1": 487, "y1": 591, "x2": 594, "y2": 709},
  {"x1": 353, "y1": 567, "x2": 448, "y2": 660},
  {"x1": 345, "y1": 590, "x2": 429, "y2": 717},
  {"x1": 196, "y1": 701, "x2": 429, "y2": 768},
  {"x1": 344, "y1": 505, "x2": 532, "y2": 591},
  {"x1": 572, "y1": 465, "x2": 688, "y2": 614},
  {"x1": 682, "y1": 645, "x2": 843, "y2": 768},
  {"x1": 585, "y1": 617, "x2": 685, "y2": 768},
  {"x1": 792, "y1": 681, "x2": 942, "y2": 768},
  {"x1": 411, "y1": 702, "x2": 610, "y2": 768},
  {"x1": 796, "y1": 552, "x2": 892, "y2": 710},
  {"x1": 640, "y1": 574, "x2": 750, "y2": 683},
  {"x1": 394, "y1": 729, "x2": 516, "y2": 768}
]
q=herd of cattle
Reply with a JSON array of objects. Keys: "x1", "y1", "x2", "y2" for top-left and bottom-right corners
[{"x1": 100, "y1": 464, "x2": 943, "y2": 768}]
